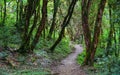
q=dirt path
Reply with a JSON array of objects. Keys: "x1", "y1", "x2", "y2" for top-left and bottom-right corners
[{"x1": 51, "y1": 44, "x2": 86, "y2": 75}]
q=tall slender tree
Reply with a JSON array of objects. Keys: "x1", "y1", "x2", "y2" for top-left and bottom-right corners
[
  {"x1": 30, "y1": 0, "x2": 48, "y2": 51},
  {"x1": 0, "y1": 0, "x2": 6, "y2": 26},
  {"x1": 82, "y1": 0, "x2": 107, "y2": 66},
  {"x1": 47, "y1": 0, "x2": 59, "y2": 39},
  {"x1": 18, "y1": 0, "x2": 41, "y2": 53},
  {"x1": 50, "y1": 0, "x2": 78, "y2": 52}
]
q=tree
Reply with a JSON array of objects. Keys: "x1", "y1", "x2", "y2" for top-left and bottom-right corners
[
  {"x1": 47, "y1": 0, "x2": 59, "y2": 39},
  {"x1": 30, "y1": 0, "x2": 48, "y2": 51},
  {"x1": 82, "y1": 0, "x2": 107, "y2": 66},
  {"x1": 0, "y1": 0, "x2": 6, "y2": 26},
  {"x1": 106, "y1": 0, "x2": 120, "y2": 57},
  {"x1": 18, "y1": 0, "x2": 47, "y2": 53},
  {"x1": 49, "y1": 0, "x2": 78, "y2": 52}
]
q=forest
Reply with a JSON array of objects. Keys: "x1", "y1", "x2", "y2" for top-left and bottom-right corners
[{"x1": 0, "y1": 0, "x2": 120, "y2": 75}]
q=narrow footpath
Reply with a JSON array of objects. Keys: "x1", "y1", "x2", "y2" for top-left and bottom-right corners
[{"x1": 51, "y1": 44, "x2": 86, "y2": 75}]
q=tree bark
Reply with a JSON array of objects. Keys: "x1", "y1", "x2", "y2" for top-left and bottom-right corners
[
  {"x1": 90, "y1": 0, "x2": 106, "y2": 65},
  {"x1": 81, "y1": 0, "x2": 92, "y2": 65},
  {"x1": 1, "y1": 0, "x2": 6, "y2": 26},
  {"x1": 106, "y1": 4, "x2": 113, "y2": 56},
  {"x1": 18, "y1": 0, "x2": 40, "y2": 53},
  {"x1": 30, "y1": 0, "x2": 48, "y2": 51},
  {"x1": 49, "y1": 0, "x2": 78, "y2": 52},
  {"x1": 48, "y1": 0, "x2": 59, "y2": 39},
  {"x1": 82, "y1": 0, "x2": 106, "y2": 66}
]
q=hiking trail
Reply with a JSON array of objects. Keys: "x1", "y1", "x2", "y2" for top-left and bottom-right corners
[{"x1": 51, "y1": 44, "x2": 86, "y2": 75}]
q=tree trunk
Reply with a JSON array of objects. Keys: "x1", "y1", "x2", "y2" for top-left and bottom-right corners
[
  {"x1": 1, "y1": 0, "x2": 6, "y2": 26},
  {"x1": 106, "y1": 4, "x2": 113, "y2": 56},
  {"x1": 18, "y1": 0, "x2": 40, "y2": 53},
  {"x1": 50, "y1": 28, "x2": 65, "y2": 52},
  {"x1": 48, "y1": 0, "x2": 59, "y2": 39},
  {"x1": 81, "y1": 0, "x2": 92, "y2": 65},
  {"x1": 49, "y1": 0, "x2": 78, "y2": 52},
  {"x1": 82, "y1": 0, "x2": 106, "y2": 66},
  {"x1": 16, "y1": 0, "x2": 19, "y2": 22},
  {"x1": 90, "y1": 0, "x2": 106, "y2": 66},
  {"x1": 30, "y1": 0, "x2": 48, "y2": 51}
]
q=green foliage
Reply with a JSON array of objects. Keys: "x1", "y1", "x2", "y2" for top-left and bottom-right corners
[
  {"x1": 49, "y1": 37, "x2": 72, "y2": 60},
  {"x1": 12, "y1": 69, "x2": 49, "y2": 75},
  {"x1": 0, "y1": 26, "x2": 21, "y2": 48},
  {"x1": 0, "y1": 0, "x2": 120, "y2": 75},
  {"x1": 77, "y1": 49, "x2": 86, "y2": 65},
  {"x1": 35, "y1": 35, "x2": 71, "y2": 59},
  {"x1": 93, "y1": 56, "x2": 120, "y2": 75},
  {"x1": 95, "y1": 47, "x2": 105, "y2": 58},
  {"x1": 0, "y1": 26, "x2": 11, "y2": 46},
  {"x1": 0, "y1": 68, "x2": 49, "y2": 75},
  {"x1": 93, "y1": 46, "x2": 120, "y2": 75},
  {"x1": 0, "y1": 69, "x2": 8, "y2": 75}
]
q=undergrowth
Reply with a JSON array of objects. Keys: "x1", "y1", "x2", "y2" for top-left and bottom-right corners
[
  {"x1": 77, "y1": 49, "x2": 86, "y2": 65},
  {"x1": 50, "y1": 38, "x2": 72, "y2": 60},
  {"x1": 93, "y1": 47, "x2": 120, "y2": 75},
  {"x1": 77, "y1": 45, "x2": 120, "y2": 75},
  {"x1": 0, "y1": 37, "x2": 72, "y2": 75},
  {"x1": 0, "y1": 68, "x2": 49, "y2": 75}
]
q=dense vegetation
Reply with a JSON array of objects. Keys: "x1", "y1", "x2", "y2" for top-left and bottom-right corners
[{"x1": 0, "y1": 0, "x2": 120, "y2": 75}]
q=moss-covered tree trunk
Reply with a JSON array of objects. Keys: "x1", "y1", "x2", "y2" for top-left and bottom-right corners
[
  {"x1": 30, "y1": 0, "x2": 48, "y2": 51},
  {"x1": 82, "y1": 0, "x2": 106, "y2": 66},
  {"x1": 81, "y1": 0, "x2": 92, "y2": 65},
  {"x1": 18, "y1": 0, "x2": 41, "y2": 53},
  {"x1": 47, "y1": 0, "x2": 59, "y2": 39},
  {"x1": 49, "y1": 0, "x2": 78, "y2": 52}
]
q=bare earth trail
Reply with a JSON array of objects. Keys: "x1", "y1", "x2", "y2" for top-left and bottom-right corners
[{"x1": 51, "y1": 44, "x2": 86, "y2": 75}]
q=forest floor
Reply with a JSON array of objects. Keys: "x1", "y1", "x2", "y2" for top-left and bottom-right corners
[
  {"x1": 51, "y1": 44, "x2": 86, "y2": 75},
  {"x1": 0, "y1": 43, "x2": 88, "y2": 75}
]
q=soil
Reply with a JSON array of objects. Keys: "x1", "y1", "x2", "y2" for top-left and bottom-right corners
[{"x1": 51, "y1": 44, "x2": 86, "y2": 75}]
